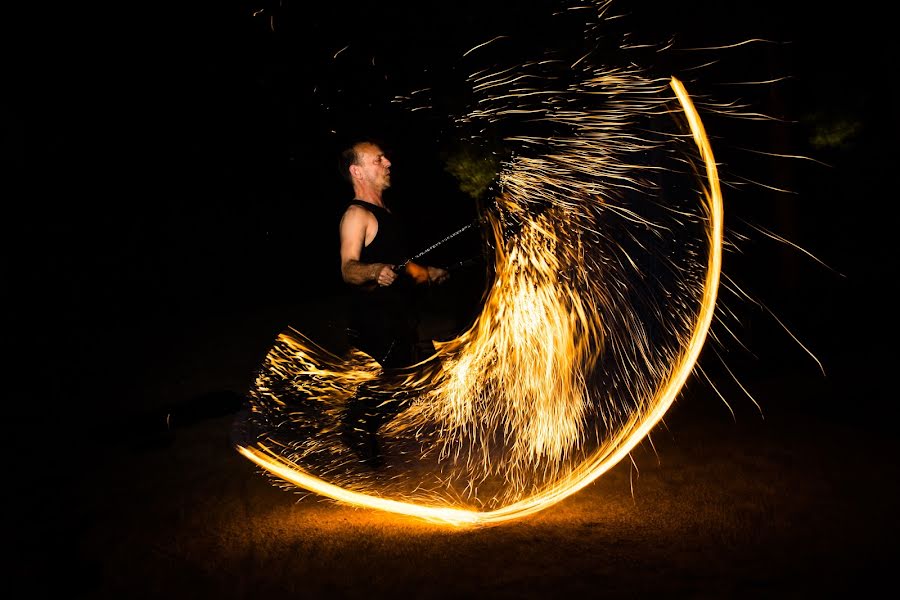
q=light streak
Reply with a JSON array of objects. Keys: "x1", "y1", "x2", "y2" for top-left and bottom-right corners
[
  {"x1": 463, "y1": 35, "x2": 509, "y2": 58},
  {"x1": 239, "y1": 90, "x2": 721, "y2": 524},
  {"x1": 236, "y1": 4, "x2": 727, "y2": 522},
  {"x1": 681, "y1": 39, "x2": 781, "y2": 51},
  {"x1": 743, "y1": 221, "x2": 845, "y2": 276}
]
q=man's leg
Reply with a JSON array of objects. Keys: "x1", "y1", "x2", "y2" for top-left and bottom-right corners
[{"x1": 341, "y1": 313, "x2": 418, "y2": 467}]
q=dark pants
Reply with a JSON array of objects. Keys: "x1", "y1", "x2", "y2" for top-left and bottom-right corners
[
  {"x1": 347, "y1": 284, "x2": 421, "y2": 366},
  {"x1": 342, "y1": 288, "x2": 421, "y2": 456}
]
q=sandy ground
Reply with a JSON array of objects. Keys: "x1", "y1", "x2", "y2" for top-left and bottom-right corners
[{"x1": 14, "y1": 297, "x2": 897, "y2": 599}]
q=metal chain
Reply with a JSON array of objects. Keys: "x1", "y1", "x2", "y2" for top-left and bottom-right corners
[{"x1": 396, "y1": 220, "x2": 478, "y2": 270}]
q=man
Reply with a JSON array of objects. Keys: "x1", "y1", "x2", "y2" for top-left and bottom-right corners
[{"x1": 338, "y1": 139, "x2": 448, "y2": 466}]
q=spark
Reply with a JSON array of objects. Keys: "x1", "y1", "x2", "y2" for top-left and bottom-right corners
[
  {"x1": 235, "y1": 0, "x2": 814, "y2": 526},
  {"x1": 728, "y1": 173, "x2": 799, "y2": 194},
  {"x1": 463, "y1": 35, "x2": 510, "y2": 57},
  {"x1": 733, "y1": 147, "x2": 832, "y2": 167},
  {"x1": 712, "y1": 346, "x2": 764, "y2": 417},
  {"x1": 742, "y1": 221, "x2": 845, "y2": 277},
  {"x1": 762, "y1": 304, "x2": 827, "y2": 376},
  {"x1": 681, "y1": 39, "x2": 782, "y2": 51},
  {"x1": 719, "y1": 76, "x2": 793, "y2": 85},
  {"x1": 237, "y1": 66, "x2": 723, "y2": 524}
]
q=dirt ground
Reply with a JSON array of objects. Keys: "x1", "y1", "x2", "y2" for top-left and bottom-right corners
[
  {"x1": 6, "y1": 3, "x2": 895, "y2": 596},
  {"x1": 11, "y1": 295, "x2": 897, "y2": 599}
]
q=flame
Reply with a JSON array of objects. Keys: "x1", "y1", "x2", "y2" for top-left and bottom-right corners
[{"x1": 235, "y1": 70, "x2": 723, "y2": 526}]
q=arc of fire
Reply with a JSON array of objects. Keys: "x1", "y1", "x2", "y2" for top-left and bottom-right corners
[{"x1": 237, "y1": 76, "x2": 723, "y2": 527}]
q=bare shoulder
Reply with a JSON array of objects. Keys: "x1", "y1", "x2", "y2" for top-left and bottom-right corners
[
  {"x1": 341, "y1": 204, "x2": 377, "y2": 234},
  {"x1": 341, "y1": 203, "x2": 373, "y2": 223}
]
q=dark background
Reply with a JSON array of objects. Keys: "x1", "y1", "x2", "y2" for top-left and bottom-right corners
[
  {"x1": 3, "y1": 0, "x2": 895, "y2": 489},
  {"x1": 4, "y1": 1, "x2": 898, "y2": 596}
]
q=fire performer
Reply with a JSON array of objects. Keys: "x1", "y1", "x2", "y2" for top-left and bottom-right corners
[{"x1": 338, "y1": 139, "x2": 449, "y2": 466}]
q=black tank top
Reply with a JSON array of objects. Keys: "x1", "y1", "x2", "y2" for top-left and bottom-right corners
[
  {"x1": 343, "y1": 200, "x2": 421, "y2": 366},
  {"x1": 345, "y1": 199, "x2": 415, "y2": 309},
  {"x1": 349, "y1": 199, "x2": 409, "y2": 266}
]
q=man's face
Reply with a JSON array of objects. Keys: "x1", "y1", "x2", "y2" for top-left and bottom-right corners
[{"x1": 353, "y1": 143, "x2": 392, "y2": 191}]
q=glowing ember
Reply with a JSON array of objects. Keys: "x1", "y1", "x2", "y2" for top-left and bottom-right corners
[{"x1": 236, "y1": 2, "x2": 729, "y2": 526}]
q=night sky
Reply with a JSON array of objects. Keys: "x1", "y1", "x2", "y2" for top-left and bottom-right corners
[{"x1": 4, "y1": 1, "x2": 896, "y2": 432}]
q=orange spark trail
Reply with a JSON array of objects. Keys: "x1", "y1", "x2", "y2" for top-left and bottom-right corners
[{"x1": 236, "y1": 50, "x2": 724, "y2": 523}]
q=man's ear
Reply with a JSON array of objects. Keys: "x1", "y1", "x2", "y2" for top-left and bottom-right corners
[{"x1": 349, "y1": 164, "x2": 361, "y2": 180}]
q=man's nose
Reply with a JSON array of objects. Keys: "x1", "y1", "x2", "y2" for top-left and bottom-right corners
[{"x1": 383, "y1": 157, "x2": 392, "y2": 167}]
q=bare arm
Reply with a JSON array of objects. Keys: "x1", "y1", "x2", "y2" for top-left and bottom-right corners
[{"x1": 339, "y1": 206, "x2": 398, "y2": 287}]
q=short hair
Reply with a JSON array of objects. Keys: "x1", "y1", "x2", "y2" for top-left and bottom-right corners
[
  {"x1": 338, "y1": 138, "x2": 384, "y2": 183},
  {"x1": 338, "y1": 144, "x2": 360, "y2": 183}
]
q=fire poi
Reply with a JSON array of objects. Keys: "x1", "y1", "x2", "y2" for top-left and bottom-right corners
[{"x1": 235, "y1": 1, "x2": 734, "y2": 526}]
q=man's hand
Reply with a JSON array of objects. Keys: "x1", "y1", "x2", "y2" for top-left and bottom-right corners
[
  {"x1": 404, "y1": 262, "x2": 430, "y2": 284},
  {"x1": 427, "y1": 266, "x2": 449, "y2": 284},
  {"x1": 374, "y1": 264, "x2": 398, "y2": 286},
  {"x1": 405, "y1": 263, "x2": 448, "y2": 285}
]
